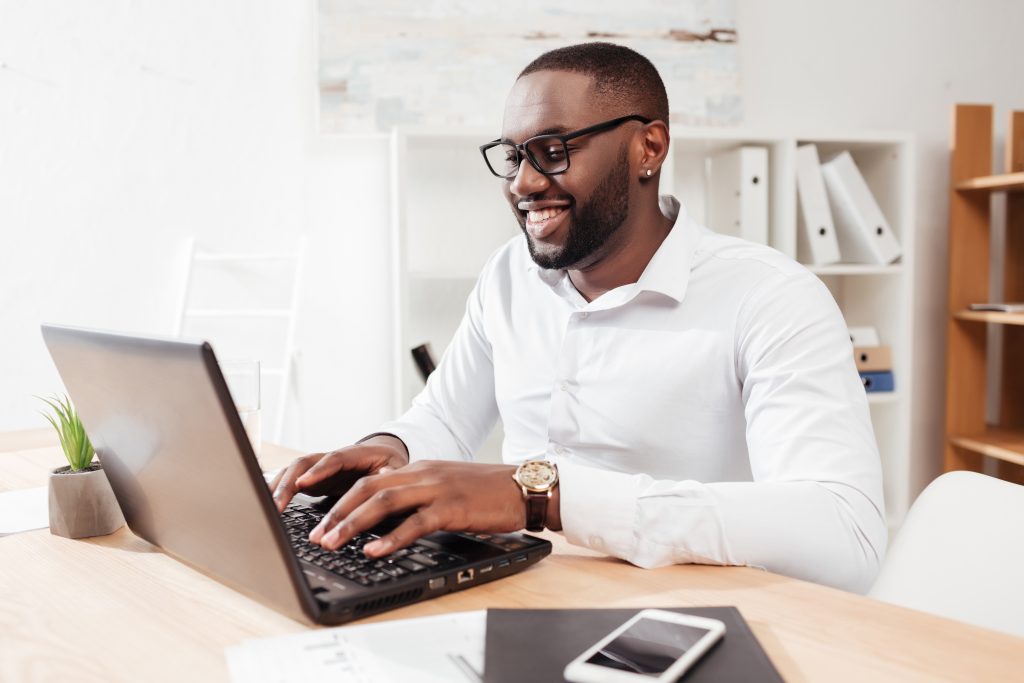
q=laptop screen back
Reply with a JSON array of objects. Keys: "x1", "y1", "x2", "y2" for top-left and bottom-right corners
[{"x1": 41, "y1": 325, "x2": 313, "y2": 622}]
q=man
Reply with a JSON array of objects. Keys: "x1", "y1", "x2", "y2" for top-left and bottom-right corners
[{"x1": 271, "y1": 42, "x2": 887, "y2": 593}]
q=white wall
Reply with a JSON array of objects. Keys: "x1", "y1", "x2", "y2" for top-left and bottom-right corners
[
  {"x1": 0, "y1": 1, "x2": 393, "y2": 450},
  {"x1": 1, "y1": 0, "x2": 1022, "y2": 497},
  {"x1": 737, "y1": 0, "x2": 1024, "y2": 497}
]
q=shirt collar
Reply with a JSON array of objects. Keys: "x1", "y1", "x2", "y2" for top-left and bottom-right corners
[{"x1": 528, "y1": 194, "x2": 697, "y2": 305}]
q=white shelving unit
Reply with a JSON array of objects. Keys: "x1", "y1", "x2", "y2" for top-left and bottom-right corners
[{"x1": 391, "y1": 126, "x2": 916, "y2": 526}]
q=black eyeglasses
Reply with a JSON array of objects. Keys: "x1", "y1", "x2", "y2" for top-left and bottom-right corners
[{"x1": 480, "y1": 114, "x2": 653, "y2": 179}]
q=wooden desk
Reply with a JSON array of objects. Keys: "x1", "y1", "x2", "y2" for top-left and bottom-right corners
[{"x1": 1, "y1": 429, "x2": 1021, "y2": 682}]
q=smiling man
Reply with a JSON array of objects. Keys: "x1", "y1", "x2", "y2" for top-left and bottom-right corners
[{"x1": 271, "y1": 43, "x2": 887, "y2": 593}]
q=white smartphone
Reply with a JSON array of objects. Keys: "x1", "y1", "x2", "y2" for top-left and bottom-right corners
[{"x1": 563, "y1": 609, "x2": 726, "y2": 682}]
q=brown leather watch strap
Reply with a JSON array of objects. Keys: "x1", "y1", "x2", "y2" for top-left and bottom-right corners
[{"x1": 524, "y1": 490, "x2": 550, "y2": 532}]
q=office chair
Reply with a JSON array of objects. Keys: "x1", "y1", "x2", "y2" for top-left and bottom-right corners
[{"x1": 869, "y1": 471, "x2": 1024, "y2": 637}]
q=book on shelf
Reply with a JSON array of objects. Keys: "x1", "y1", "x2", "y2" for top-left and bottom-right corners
[{"x1": 967, "y1": 302, "x2": 1024, "y2": 313}]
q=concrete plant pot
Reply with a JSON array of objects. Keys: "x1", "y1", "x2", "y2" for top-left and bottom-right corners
[{"x1": 48, "y1": 464, "x2": 125, "y2": 539}]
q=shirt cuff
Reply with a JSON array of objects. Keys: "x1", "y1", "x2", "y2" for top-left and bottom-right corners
[
  {"x1": 374, "y1": 417, "x2": 470, "y2": 462},
  {"x1": 557, "y1": 460, "x2": 641, "y2": 559}
]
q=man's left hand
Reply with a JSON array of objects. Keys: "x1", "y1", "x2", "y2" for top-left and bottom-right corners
[{"x1": 307, "y1": 460, "x2": 526, "y2": 557}]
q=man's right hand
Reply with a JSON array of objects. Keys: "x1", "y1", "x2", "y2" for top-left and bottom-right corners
[{"x1": 269, "y1": 435, "x2": 410, "y2": 512}]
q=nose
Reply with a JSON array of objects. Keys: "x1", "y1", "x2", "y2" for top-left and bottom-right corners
[{"x1": 508, "y1": 155, "x2": 550, "y2": 198}]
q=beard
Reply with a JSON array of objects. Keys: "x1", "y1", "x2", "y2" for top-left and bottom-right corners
[{"x1": 520, "y1": 146, "x2": 630, "y2": 271}]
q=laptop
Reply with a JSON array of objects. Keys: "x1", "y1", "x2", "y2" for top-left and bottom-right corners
[{"x1": 41, "y1": 324, "x2": 552, "y2": 625}]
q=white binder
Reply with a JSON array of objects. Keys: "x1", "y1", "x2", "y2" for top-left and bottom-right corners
[
  {"x1": 821, "y1": 151, "x2": 902, "y2": 264},
  {"x1": 848, "y1": 326, "x2": 881, "y2": 347},
  {"x1": 706, "y1": 146, "x2": 769, "y2": 245},
  {"x1": 795, "y1": 144, "x2": 841, "y2": 265}
]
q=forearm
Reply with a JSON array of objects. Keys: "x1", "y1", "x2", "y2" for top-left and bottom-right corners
[{"x1": 557, "y1": 461, "x2": 885, "y2": 593}]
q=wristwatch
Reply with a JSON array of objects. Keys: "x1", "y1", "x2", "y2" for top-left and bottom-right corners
[{"x1": 513, "y1": 460, "x2": 559, "y2": 532}]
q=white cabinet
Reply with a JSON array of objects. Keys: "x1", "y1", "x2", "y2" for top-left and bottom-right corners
[{"x1": 391, "y1": 127, "x2": 916, "y2": 526}]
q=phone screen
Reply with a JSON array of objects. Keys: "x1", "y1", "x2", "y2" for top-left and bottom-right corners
[{"x1": 584, "y1": 617, "x2": 712, "y2": 676}]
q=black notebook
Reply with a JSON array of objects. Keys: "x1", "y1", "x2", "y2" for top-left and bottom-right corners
[{"x1": 483, "y1": 607, "x2": 783, "y2": 683}]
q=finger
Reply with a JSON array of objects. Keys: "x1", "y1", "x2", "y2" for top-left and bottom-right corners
[
  {"x1": 309, "y1": 466, "x2": 426, "y2": 543},
  {"x1": 308, "y1": 473, "x2": 383, "y2": 544},
  {"x1": 271, "y1": 455, "x2": 321, "y2": 512},
  {"x1": 363, "y1": 508, "x2": 446, "y2": 558},
  {"x1": 295, "y1": 447, "x2": 381, "y2": 489},
  {"x1": 318, "y1": 484, "x2": 435, "y2": 551},
  {"x1": 268, "y1": 468, "x2": 285, "y2": 493}
]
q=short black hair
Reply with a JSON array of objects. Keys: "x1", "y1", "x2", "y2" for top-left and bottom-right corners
[{"x1": 518, "y1": 42, "x2": 669, "y2": 127}]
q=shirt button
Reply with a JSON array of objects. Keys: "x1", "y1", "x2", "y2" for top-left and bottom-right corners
[
  {"x1": 589, "y1": 536, "x2": 604, "y2": 549},
  {"x1": 554, "y1": 446, "x2": 565, "y2": 455},
  {"x1": 579, "y1": 312, "x2": 589, "y2": 319},
  {"x1": 560, "y1": 382, "x2": 569, "y2": 392}
]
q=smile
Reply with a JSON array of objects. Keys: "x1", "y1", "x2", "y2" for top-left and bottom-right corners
[{"x1": 525, "y1": 206, "x2": 569, "y2": 240}]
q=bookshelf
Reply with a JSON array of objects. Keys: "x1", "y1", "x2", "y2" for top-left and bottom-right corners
[
  {"x1": 944, "y1": 104, "x2": 1024, "y2": 486},
  {"x1": 391, "y1": 126, "x2": 917, "y2": 525}
]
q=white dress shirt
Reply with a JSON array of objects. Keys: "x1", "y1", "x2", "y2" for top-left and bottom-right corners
[{"x1": 379, "y1": 196, "x2": 887, "y2": 593}]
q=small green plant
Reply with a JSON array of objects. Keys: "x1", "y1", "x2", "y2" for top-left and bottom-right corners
[{"x1": 38, "y1": 394, "x2": 95, "y2": 471}]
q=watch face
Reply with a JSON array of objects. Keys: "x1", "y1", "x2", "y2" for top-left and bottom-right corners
[{"x1": 518, "y1": 460, "x2": 557, "y2": 491}]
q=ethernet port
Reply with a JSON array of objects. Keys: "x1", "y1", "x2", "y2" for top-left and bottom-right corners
[{"x1": 456, "y1": 568, "x2": 475, "y2": 584}]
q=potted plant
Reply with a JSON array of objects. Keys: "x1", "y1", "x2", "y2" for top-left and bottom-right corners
[{"x1": 39, "y1": 395, "x2": 124, "y2": 539}]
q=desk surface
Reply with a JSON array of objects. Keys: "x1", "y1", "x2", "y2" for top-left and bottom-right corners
[{"x1": 1, "y1": 428, "x2": 1021, "y2": 682}]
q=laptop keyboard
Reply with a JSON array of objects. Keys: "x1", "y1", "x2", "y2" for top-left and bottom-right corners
[{"x1": 281, "y1": 505, "x2": 464, "y2": 587}]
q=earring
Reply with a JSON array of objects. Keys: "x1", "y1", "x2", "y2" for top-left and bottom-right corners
[{"x1": 645, "y1": 169, "x2": 652, "y2": 177}]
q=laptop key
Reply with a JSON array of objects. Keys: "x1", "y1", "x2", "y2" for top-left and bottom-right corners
[
  {"x1": 397, "y1": 559, "x2": 427, "y2": 572},
  {"x1": 406, "y1": 552, "x2": 438, "y2": 567}
]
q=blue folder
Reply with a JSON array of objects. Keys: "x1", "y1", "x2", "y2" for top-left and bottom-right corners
[{"x1": 860, "y1": 371, "x2": 894, "y2": 393}]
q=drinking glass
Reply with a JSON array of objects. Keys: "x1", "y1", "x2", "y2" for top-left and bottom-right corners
[{"x1": 220, "y1": 359, "x2": 262, "y2": 463}]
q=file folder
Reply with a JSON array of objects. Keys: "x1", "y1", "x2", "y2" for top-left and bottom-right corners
[
  {"x1": 707, "y1": 146, "x2": 769, "y2": 245},
  {"x1": 860, "y1": 371, "x2": 895, "y2": 393},
  {"x1": 848, "y1": 326, "x2": 881, "y2": 347},
  {"x1": 822, "y1": 151, "x2": 902, "y2": 264},
  {"x1": 796, "y1": 144, "x2": 841, "y2": 265},
  {"x1": 854, "y1": 345, "x2": 892, "y2": 372}
]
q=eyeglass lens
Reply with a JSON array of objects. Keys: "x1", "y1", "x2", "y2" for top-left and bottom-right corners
[{"x1": 484, "y1": 137, "x2": 568, "y2": 178}]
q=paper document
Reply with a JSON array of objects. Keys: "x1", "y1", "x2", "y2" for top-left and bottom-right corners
[
  {"x1": 225, "y1": 610, "x2": 485, "y2": 683},
  {"x1": 0, "y1": 487, "x2": 49, "y2": 536}
]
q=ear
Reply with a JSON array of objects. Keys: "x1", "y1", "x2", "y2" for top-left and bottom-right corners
[{"x1": 636, "y1": 121, "x2": 670, "y2": 181}]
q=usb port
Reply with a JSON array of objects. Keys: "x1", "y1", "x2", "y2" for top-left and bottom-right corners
[
  {"x1": 456, "y1": 568, "x2": 475, "y2": 584},
  {"x1": 513, "y1": 554, "x2": 527, "y2": 563},
  {"x1": 497, "y1": 559, "x2": 510, "y2": 568},
  {"x1": 479, "y1": 564, "x2": 494, "y2": 574}
]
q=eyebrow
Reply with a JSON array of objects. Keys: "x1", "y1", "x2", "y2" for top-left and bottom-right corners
[{"x1": 500, "y1": 124, "x2": 572, "y2": 144}]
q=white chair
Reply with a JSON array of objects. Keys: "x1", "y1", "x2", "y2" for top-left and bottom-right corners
[
  {"x1": 174, "y1": 238, "x2": 306, "y2": 444},
  {"x1": 870, "y1": 471, "x2": 1024, "y2": 637}
]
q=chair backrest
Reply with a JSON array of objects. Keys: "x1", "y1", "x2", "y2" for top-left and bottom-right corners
[{"x1": 869, "y1": 471, "x2": 1024, "y2": 637}]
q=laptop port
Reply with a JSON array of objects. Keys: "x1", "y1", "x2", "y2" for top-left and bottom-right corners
[
  {"x1": 456, "y1": 568, "x2": 475, "y2": 584},
  {"x1": 513, "y1": 554, "x2": 527, "y2": 563},
  {"x1": 497, "y1": 559, "x2": 510, "y2": 568},
  {"x1": 479, "y1": 564, "x2": 493, "y2": 574}
]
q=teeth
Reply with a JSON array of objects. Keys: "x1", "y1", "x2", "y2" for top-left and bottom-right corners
[{"x1": 527, "y1": 207, "x2": 565, "y2": 222}]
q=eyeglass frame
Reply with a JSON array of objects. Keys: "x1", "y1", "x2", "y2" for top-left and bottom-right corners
[{"x1": 479, "y1": 114, "x2": 654, "y2": 179}]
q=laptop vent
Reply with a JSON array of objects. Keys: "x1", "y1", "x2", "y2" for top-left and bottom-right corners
[{"x1": 353, "y1": 588, "x2": 424, "y2": 617}]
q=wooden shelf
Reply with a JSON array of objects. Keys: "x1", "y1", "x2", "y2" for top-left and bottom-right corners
[
  {"x1": 950, "y1": 427, "x2": 1024, "y2": 467},
  {"x1": 944, "y1": 104, "x2": 1024, "y2": 486},
  {"x1": 955, "y1": 171, "x2": 1024, "y2": 193},
  {"x1": 953, "y1": 309, "x2": 1024, "y2": 326}
]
